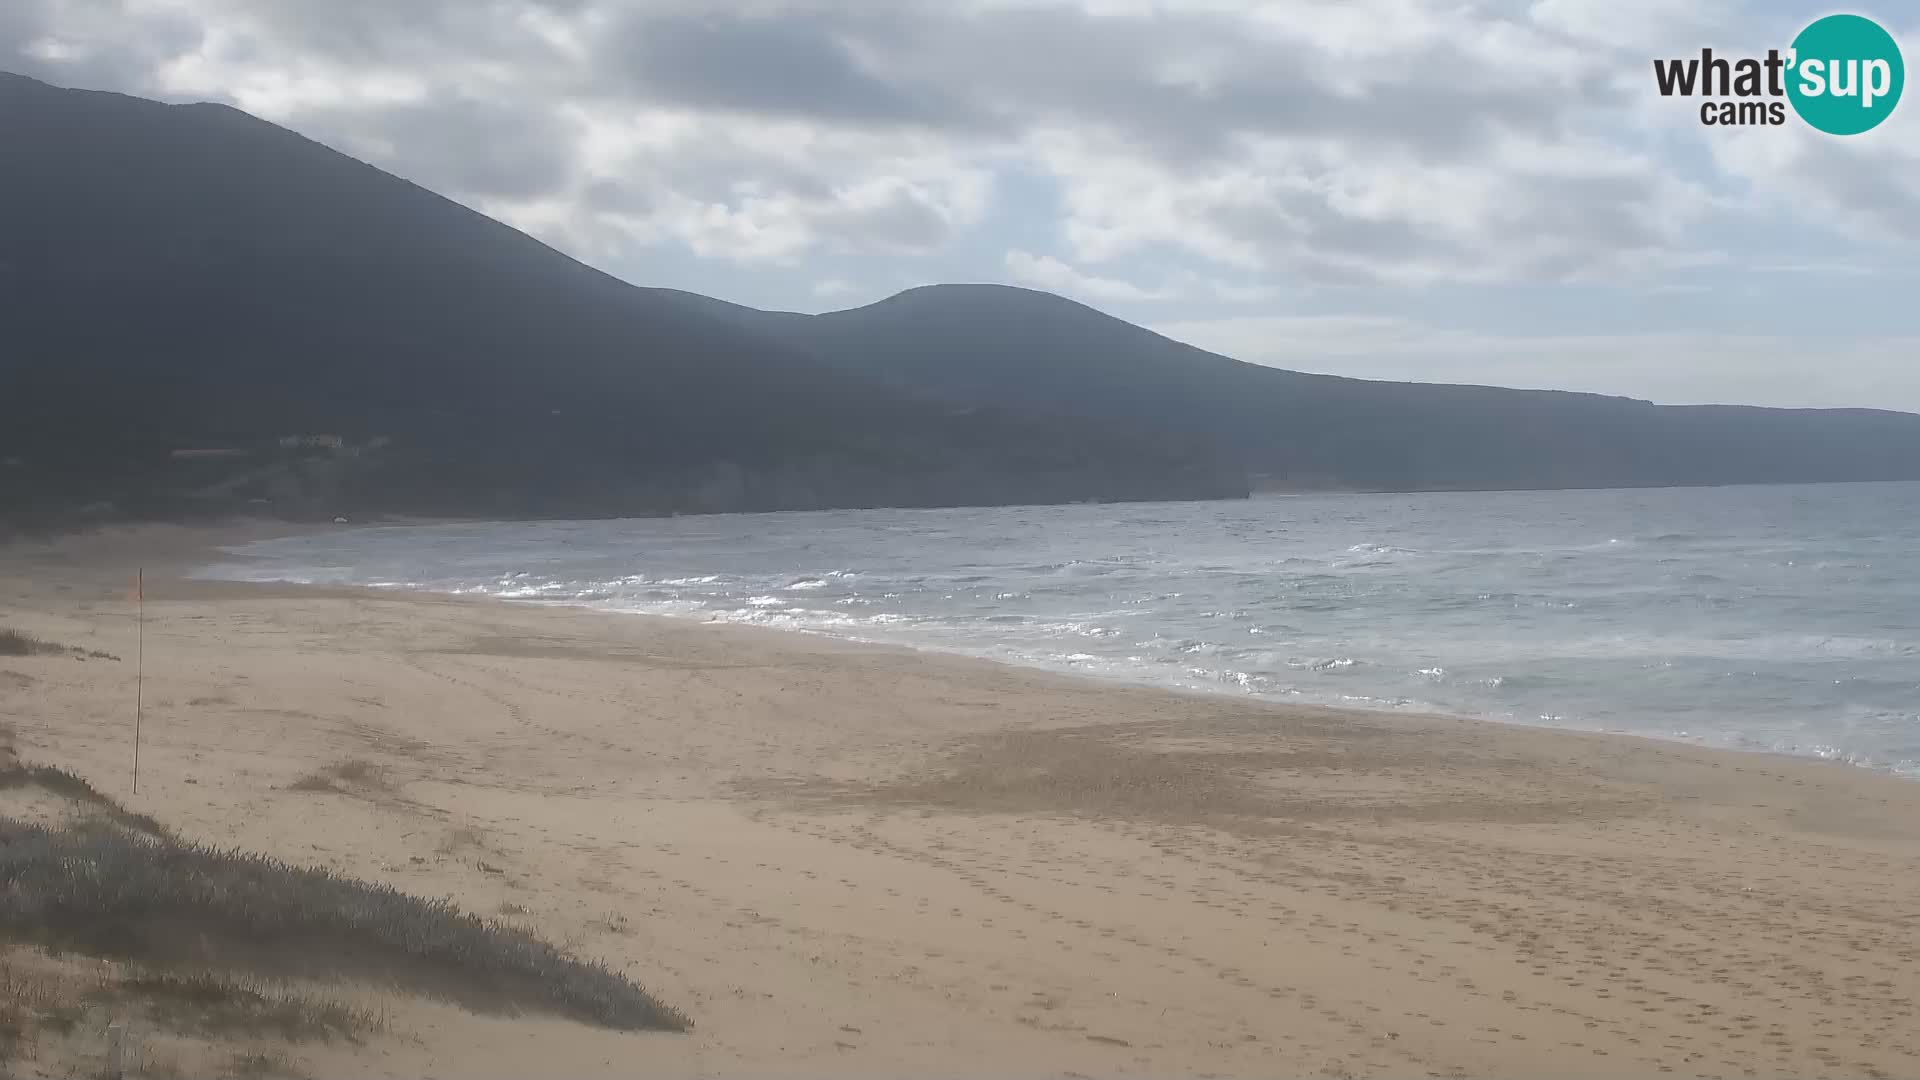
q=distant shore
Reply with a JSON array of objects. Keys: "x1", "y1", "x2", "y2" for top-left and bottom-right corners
[{"x1": 3, "y1": 523, "x2": 1920, "y2": 1078}]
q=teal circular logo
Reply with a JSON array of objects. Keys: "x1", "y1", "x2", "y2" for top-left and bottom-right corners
[{"x1": 1787, "y1": 14, "x2": 1904, "y2": 135}]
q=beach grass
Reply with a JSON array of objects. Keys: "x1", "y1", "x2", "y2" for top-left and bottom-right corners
[
  {"x1": 286, "y1": 758, "x2": 389, "y2": 793},
  {"x1": 0, "y1": 761, "x2": 169, "y2": 838},
  {"x1": 0, "y1": 627, "x2": 119, "y2": 661},
  {"x1": 0, "y1": 628, "x2": 66, "y2": 657},
  {"x1": 112, "y1": 972, "x2": 381, "y2": 1043},
  {"x1": 0, "y1": 819, "x2": 689, "y2": 1032}
]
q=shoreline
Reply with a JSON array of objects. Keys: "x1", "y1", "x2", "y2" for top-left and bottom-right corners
[
  {"x1": 189, "y1": 521, "x2": 1919, "y2": 784},
  {"x1": 5, "y1": 523, "x2": 1920, "y2": 1077},
  {"x1": 231, "y1": 577, "x2": 1920, "y2": 782}
]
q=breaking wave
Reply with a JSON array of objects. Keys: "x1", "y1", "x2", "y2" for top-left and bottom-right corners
[{"x1": 201, "y1": 482, "x2": 1920, "y2": 778}]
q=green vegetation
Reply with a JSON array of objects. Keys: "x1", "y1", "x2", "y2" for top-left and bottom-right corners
[
  {"x1": 0, "y1": 629, "x2": 64, "y2": 657},
  {"x1": 0, "y1": 628, "x2": 120, "y2": 661},
  {"x1": 0, "y1": 820, "x2": 688, "y2": 1031},
  {"x1": 222, "y1": 1048, "x2": 306, "y2": 1079},
  {"x1": 0, "y1": 736, "x2": 688, "y2": 1039},
  {"x1": 285, "y1": 759, "x2": 388, "y2": 794},
  {"x1": 0, "y1": 704, "x2": 685, "y2": 1073},
  {"x1": 112, "y1": 973, "x2": 378, "y2": 1043},
  {"x1": 0, "y1": 958, "x2": 380, "y2": 1069},
  {"x1": 0, "y1": 761, "x2": 168, "y2": 838}
]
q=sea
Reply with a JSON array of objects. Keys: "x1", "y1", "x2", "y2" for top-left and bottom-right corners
[{"x1": 200, "y1": 482, "x2": 1920, "y2": 778}]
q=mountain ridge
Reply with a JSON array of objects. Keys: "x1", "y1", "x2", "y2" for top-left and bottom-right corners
[
  {"x1": 698, "y1": 281, "x2": 1920, "y2": 492},
  {"x1": 5, "y1": 70, "x2": 1919, "y2": 527},
  {"x1": 0, "y1": 72, "x2": 1244, "y2": 525}
]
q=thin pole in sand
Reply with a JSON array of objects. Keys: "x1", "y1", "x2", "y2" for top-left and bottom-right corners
[{"x1": 132, "y1": 568, "x2": 143, "y2": 796}]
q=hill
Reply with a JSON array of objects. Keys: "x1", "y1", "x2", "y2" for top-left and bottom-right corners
[
  {"x1": 676, "y1": 284, "x2": 1920, "y2": 492},
  {"x1": 0, "y1": 73, "x2": 1243, "y2": 526},
  {"x1": 5, "y1": 71, "x2": 1918, "y2": 530}
]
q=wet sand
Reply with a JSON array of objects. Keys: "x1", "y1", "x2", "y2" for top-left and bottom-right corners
[{"x1": 2, "y1": 524, "x2": 1918, "y2": 1078}]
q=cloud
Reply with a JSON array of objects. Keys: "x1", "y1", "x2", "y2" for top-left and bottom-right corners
[
  {"x1": 4, "y1": 0, "x2": 1729, "y2": 282},
  {"x1": 1004, "y1": 250, "x2": 1281, "y2": 304},
  {"x1": 1152, "y1": 314, "x2": 1920, "y2": 412},
  {"x1": 1, "y1": 0, "x2": 202, "y2": 93},
  {"x1": 1004, "y1": 250, "x2": 1171, "y2": 301},
  {"x1": 4, "y1": 0, "x2": 1915, "y2": 410},
  {"x1": 595, "y1": 8, "x2": 985, "y2": 130},
  {"x1": 1707, "y1": 112, "x2": 1920, "y2": 246},
  {"x1": 305, "y1": 95, "x2": 580, "y2": 202},
  {"x1": 1530, "y1": 0, "x2": 1740, "y2": 51},
  {"x1": 659, "y1": 171, "x2": 984, "y2": 263},
  {"x1": 1035, "y1": 128, "x2": 1715, "y2": 286}
]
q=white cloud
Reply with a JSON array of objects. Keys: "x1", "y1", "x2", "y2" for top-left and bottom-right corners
[
  {"x1": 5, "y1": 0, "x2": 1729, "y2": 282},
  {"x1": 1004, "y1": 250, "x2": 1172, "y2": 301},
  {"x1": 1706, "y1": 100, "x2": 1920, "y2": 245},
  {"x1": 1529, "y1": 0, "x2": 1739, "y2": 51},
  {"x1": 1004, "y1": 249, "x2": 1280, "y2": 304}
]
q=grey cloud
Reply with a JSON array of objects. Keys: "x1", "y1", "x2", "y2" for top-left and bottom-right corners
[
  {"x1": 0, "y1": 0, "x2": 200, "y2": 96},
  {"x1": 1524, "y1": 173, "x2": 1677, "y2": 254},
  {"x1": 0, "y1": 0, "x2": 43, "y2": 63},
  {"x1": 0, "y1": 0, "x2": 1702, "y2": 280},
  {"x1": 577, "y1": 132, "x2": 965, "y2": 256},
  {"x1": 303, "y1": 95, "x2": 578, "y2": 202},
  {"x1": 1193, "y1": 162, "x2": 1687, "y2": 284},
  {"x1": 854, "y1": 5, "x2": 1601, "y2": 163},
  {"x1": 608, "y1": 137, "x2": 840, "y2": 207},
  {"x1": 1293, "y1": 213, "x2": 1439, "y2": 263},
  {"x1": 589, "y1": 3, "x2": 1583, "y2": 160},
  {"x1": 583, "y1": 177, "x2": 654, "y2": 216},
  {"x1": 1784, "y1": 149, "x2": 1920, "y2": 244},
  {"x1": 211, "y1": 0, "x2": 558, "y2": 68},
  {"x1": 821, "y1": 187, "x2": 953, "y2": 253},
  {"x1": 598, "y1": 9, "x2": 986, "y2": 129}
]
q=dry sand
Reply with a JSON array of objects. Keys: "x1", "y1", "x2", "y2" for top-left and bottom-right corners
[{"x1": 2, "y1": 523, "x2": 1918, "y2": 1078}]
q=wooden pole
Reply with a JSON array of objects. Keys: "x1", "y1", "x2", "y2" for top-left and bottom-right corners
[{"x1": 132, "y1": 568, "x2": 143, "y2": 796}]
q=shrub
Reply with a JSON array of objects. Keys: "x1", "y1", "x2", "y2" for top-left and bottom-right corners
[
  {"x1": 0, "y1": 822, "x2": 688, "y2": 1032},
  {"x1": 0, "y1": 629, "x2": 64, "y2": 657}
]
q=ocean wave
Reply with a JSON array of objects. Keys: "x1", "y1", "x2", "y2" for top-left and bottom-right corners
[{"x1": 194, "y1": 483, "x2": 1920, "y2": 780}]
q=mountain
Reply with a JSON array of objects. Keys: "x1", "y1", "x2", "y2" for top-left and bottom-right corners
[
  {"x1": 5, "y1": 72, "x2": 1919, "y2": 532},
  {"x1": 0, "y1": 72, "x2": 1243, "y2": 527},
  {"x1": 666, "y1": 284, "x2": 1920, "y2": 493}
]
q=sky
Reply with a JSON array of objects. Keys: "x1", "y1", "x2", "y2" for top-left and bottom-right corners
[{"x1": 4, "y1": 0, "x2": 1917, "y2": 410}]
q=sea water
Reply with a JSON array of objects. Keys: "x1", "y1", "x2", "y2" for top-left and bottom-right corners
[{"x1": 201, "y1": 482, "x2": 1920, "y2": 776}]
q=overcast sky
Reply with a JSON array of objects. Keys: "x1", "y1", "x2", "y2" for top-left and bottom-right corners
[{"x1": 6, "y1": 0, "x2": 1917, "y2": 409}]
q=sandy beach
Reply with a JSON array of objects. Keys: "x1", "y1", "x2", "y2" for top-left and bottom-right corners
[{"x1": 3, "y1": 524, "x2": 1919, "y2": 1079}]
